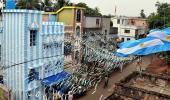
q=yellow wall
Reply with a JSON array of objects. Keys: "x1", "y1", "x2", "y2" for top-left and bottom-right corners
[{"x1": 57, "y1": 9, "x2": 74, "y2": 25}]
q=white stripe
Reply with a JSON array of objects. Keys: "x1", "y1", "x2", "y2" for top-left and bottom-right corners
[
  {"x1": 147, "y1": 31, "x2": 170, "y2": 41},
  {"x1": 117, "y1": 39, "x2": 164, "y2": 54},
  {"x1": 21, "y1": 13, "x2": 25, "y2": 100}
]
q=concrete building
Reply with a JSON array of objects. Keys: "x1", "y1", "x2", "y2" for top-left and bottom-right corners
[
  {"x1": 84, "y1": 16, "x2": 111, "y2": 36},
  {"x1": 84, "y1": 16, "x2": 102, "y2": 33},
  {"x1": 84, "y1": 16, "x2": 115, "y2": 50},
  {"x1": 1, "y1": 9, "x2": 65, "y2": 100},
  {"x1": 55, "y1": 6, "x2": 85, "y2": 66},
  {"x1": 128, "y1": 17, "x2": 148, "y2": 33},
  {"x1": 112, "y1": 16, "x2": 148, "y2": 42}
]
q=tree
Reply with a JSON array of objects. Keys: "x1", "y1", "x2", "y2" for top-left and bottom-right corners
[
  {"x1": 148, "y1": 2, "x2": 170, "y2": 66},
  {"x1": 140, "y1": 9, "x2": 146, "y2": 18},
  {"x1": 16, "y1": 0, "x2": 43, "y2": 10},
  {"x1": 148, "y1": 2, "x2": 170, "y2": 29},
  {"x1": 76, "y1": 2, "x2": 102, "y2": 16},
  {"x1": 53, "y1": 0, "x2": 72, "y2": 11},
  {"x1": 147, "y1": 14, "x2": 165, "y2": 29},
  {"x1": 44, "y1": 0, "x2": 52, "y2": 7}
]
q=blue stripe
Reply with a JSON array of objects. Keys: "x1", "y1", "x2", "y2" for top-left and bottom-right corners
[
  {"x1": 36, "y1": 13, "x2": 40, "y2": 100},
  {"x1": 14, "y1": 13, "x2": 16, "y2": 100},
  {"x1": 42, "y1": 25, "x2": 45, "y2": 79},
  {"x1": 130, "y1": 41, "x2": 170, "y2": 56},
  {"x1": 11, "y1": 13, "x2": 13, "y2": 95},
  {"x1": 18, "y1": 14, "x2": 22, "y2": 100},
  {"x1": 24, "y1": 12, "x2": 28, "y2": 100},
  {"x1": 61, "y1": 25, "x2": 64, "y2": 71},
  {"x1": 41, "y1": 24, "x2": 45, "y2": 99},
  {"x1": 52, "y1": 26, "x2": 54, "y2": 75},
  {"x1": 16, "y1": 13, "x2": 20, "y2": 100},
  {"x1": 161, "y1": 27, "x2": 170, "y2": 35},
  {"x1": 9, "y1": 13, "x2": 12, "y2": 88},
  {"x1": 51, "y1": 25, "x2": 55, "y2": 61},
  {"x1": 119, "y1": 37, "x2": 156, "y2": 49},
  {"x1": 3, "y1": 13, "x2": 6, "y2": 75},
  {"x1": 30, "y1": 13, "x2": 34, "y2": 100}
]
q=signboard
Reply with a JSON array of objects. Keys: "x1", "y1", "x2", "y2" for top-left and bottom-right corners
[{"x1": 0, "y1": 84, "x2": 11, "y2": 100}]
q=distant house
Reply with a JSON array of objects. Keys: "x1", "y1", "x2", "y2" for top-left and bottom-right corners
[
  {"x1": 84, "y1": 16, "x2": 102, "y2": 33},
  {"x1": 112, "y1": 16, "x2": 148, "y2": 42},
  {"x1": 84, "y1": 16, "x2": 111, "y2": 39},
  {"x1": 83, "y1": 16, "x2": 115, "y2": 50}
]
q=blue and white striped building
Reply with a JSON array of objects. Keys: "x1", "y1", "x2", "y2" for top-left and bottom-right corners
[{"x1": 1, "y1": 9, "x2": 64, "y2": 100}]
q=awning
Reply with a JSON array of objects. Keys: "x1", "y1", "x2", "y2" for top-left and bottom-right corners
[
  {"x1": 28, "y1": 63, "x2": 44, "y2": 69},
  {"x1": 41, "y1": 71, "x2": 70, "y2": 86}
]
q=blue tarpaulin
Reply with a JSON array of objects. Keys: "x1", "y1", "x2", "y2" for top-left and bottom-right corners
[
  {"x1": 6, "y1": 1, "x2": 16, "y2": 9},
  {"x1": 41, "y1": 71, "x2": 70, "y2": 85}
]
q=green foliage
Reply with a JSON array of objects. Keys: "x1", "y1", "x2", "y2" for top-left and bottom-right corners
[
  {"x1": 76, "y1": 2, "x2": 102, "y2": 16},
  {"x1": 16, "y1": 1, "x2": 102, "y2": 16},
  {"x1": 53, "y1": 0, "x2": 72, "y2": 11},
  {"x1": 16, "y1": 0, "x2": 42, "y2": 10},
  {"x1": 16, "y1": 0, "x2": 72, "y2": 11},
  {"x1": 147, "y1": 2, "x2": 170, "y2": 29},
  {"x1": 44, "y1": 0, "x2": 52, "y2": 7},
  {"x1": 140, "y1": 9, "x2": 146, "y2": 18},
  {"x1": 148, "y1": 2, "x2": 170, "y2": 66},
  {"x1": 147, "y1": 14, "x2": 165, "y2": 29}
]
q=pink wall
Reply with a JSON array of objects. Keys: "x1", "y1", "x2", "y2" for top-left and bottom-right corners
[{"x1": 128, "y1": 17, "x2": 148, "y2": 33}]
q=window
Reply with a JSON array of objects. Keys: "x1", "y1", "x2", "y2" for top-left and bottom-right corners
[
  {"x1": 105, "y1": 30, "x2": 107, "y2": 34},
  {"x1": 76, "y1": 9, "x2": 81, "y2": 22},
  {"x1": 122, "y1": 19, "x2": 124, "y2": 24},
  {"x1": 117, "y1": 19, "x2": 120, "y2": 24},
  {"x1": 124, "y1": 29, "x2": 130, "y2": 33},
  {"x1": 28, "y1": 69, "x2": 38, "y2": 83},
  {"x1": 135, "y1": 29, "x2": 138, "y2": 34},
  {"x1": 127, "y1": 38, "x2": 130, "y2": 41},
  {"x1": 96, "y1": 19, "x2": 100, "y2": 26},
  {"x1": 131, "y1": 20, "x2": 135, "y2": 25},
  {"x1": 121, "y1": 38, "x2": 124, "y2": 42},
  {"x1": 30, "y1": 30, "x2": 37, "y2": 46},
  {"x1": 76, "y1": 26, "x2": 80, "y2": 37}
]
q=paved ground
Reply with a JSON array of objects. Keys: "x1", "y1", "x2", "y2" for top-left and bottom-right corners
[{"x1": 65, "y1": 55, "x2": 152, "y2": 100}]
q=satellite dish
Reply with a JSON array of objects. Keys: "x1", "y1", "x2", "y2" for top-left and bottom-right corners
[{"x1": 44, "y1": 6, "x2": 53, "y2": 12}]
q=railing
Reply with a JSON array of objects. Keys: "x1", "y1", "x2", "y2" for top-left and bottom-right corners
[{"x1": 64, "y1": 25, "x2": 73, "y2": 33}]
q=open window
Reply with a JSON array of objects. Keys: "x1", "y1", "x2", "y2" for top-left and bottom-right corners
[
  {"x1": 30, "y1": 30, "x2": 37, "y2": 46},
  {"x1": 76, "y1": 9, "x2": 81, "y2": 22},
  {"x1": 76, "y1": 26, "x2": 80, "y2": 38}
]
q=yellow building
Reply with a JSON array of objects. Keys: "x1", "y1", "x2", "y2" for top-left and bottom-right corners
[{"x1": 45, "y1": 6, "x2": 85, "y2": 66}]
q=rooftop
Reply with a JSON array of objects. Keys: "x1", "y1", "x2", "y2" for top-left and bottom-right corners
[
  {"x1": 2, "y1": 9, "x2": 43, "y2": 14},
  {"x1": 107, "y1": 71, "x2": 170, "y2": 100}
]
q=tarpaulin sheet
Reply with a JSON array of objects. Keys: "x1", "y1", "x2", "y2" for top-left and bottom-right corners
[{"x1": 41, "y1": 71, "x2": 70, "y2": 85}]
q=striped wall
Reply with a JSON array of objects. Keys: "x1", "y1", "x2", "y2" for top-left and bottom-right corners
[{"x1": 2, "y1": 9, "x2": 64, "y2": 100}]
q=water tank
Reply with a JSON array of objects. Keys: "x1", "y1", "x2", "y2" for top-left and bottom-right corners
[{"x1": 5, "y1": 0, "x2": 16, "y2": 9}]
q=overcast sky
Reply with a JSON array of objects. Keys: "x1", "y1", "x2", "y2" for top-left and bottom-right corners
[{"x1": 70, "y1": 0, "x2": 170, "y2": 17}]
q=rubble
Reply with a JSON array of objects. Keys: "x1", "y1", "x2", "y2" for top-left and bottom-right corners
[{"x1": 106, "y1": 71, "x2": 170, "y2": 100}]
